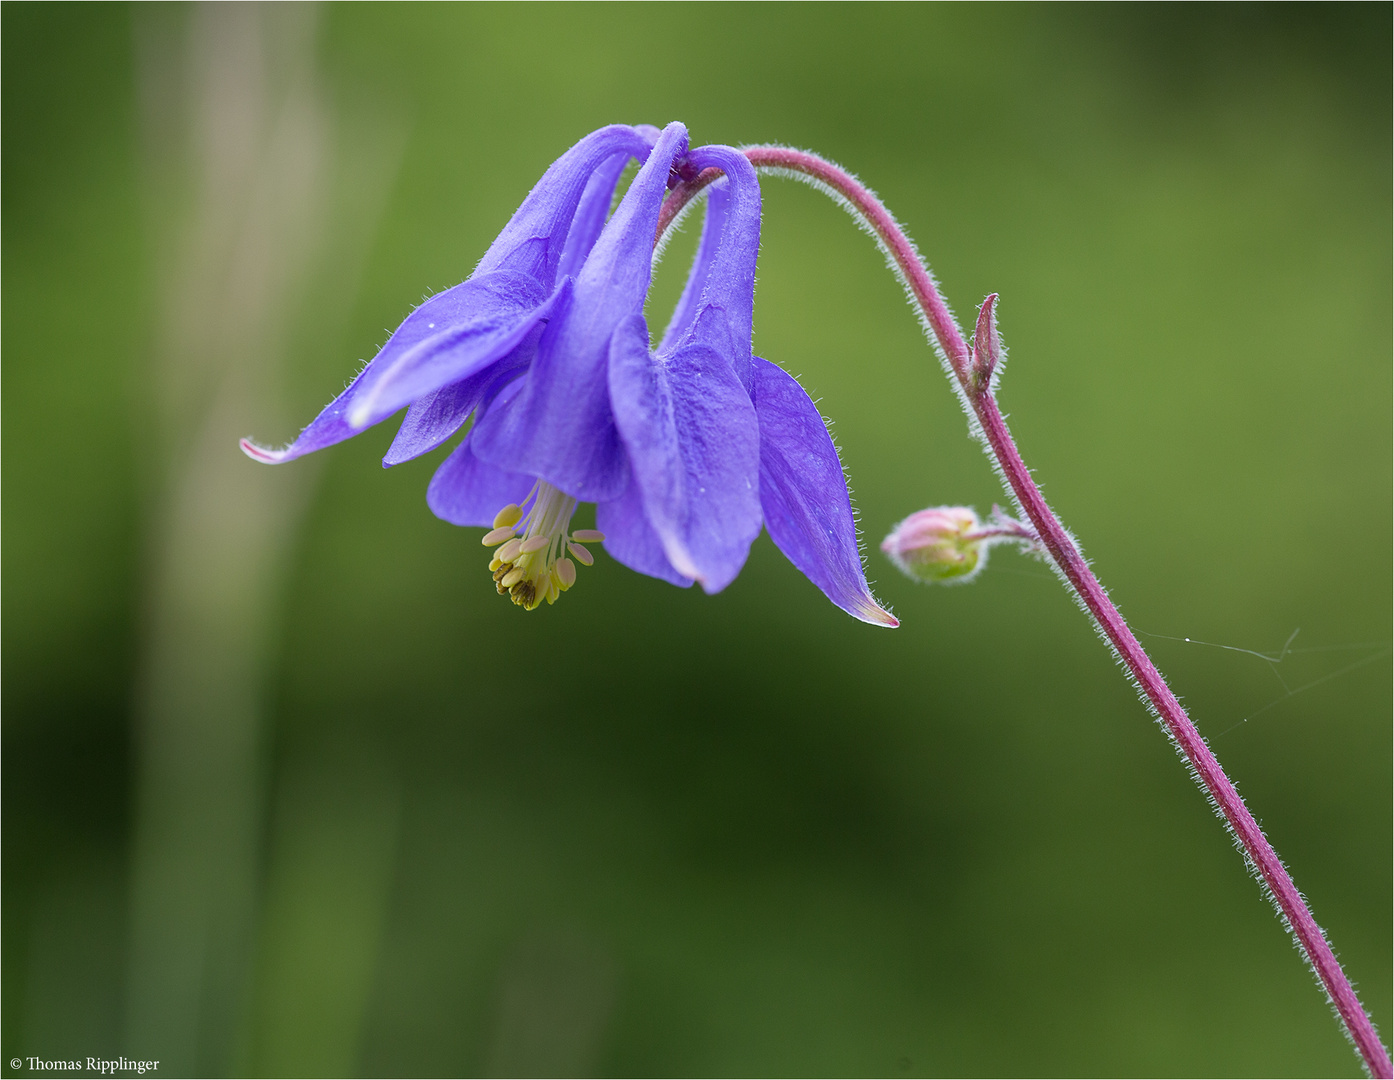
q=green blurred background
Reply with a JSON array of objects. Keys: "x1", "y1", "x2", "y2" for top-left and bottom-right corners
[{"x1": 4, "y1": 3, "x2": 1389, "y2": 1076}]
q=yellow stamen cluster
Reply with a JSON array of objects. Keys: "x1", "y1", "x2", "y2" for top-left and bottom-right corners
[{"x1": 481, "y1": 481, "x2": 605, "y2": 610}]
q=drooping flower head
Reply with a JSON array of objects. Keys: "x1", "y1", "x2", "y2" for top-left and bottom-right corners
[{"x1": 243, "y1": 123, "x2": 896, "y2": 627}]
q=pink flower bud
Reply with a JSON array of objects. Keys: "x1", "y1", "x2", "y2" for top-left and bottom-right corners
[{"x1": 881, "y1": 506, "x2": 986, "y2": 584}]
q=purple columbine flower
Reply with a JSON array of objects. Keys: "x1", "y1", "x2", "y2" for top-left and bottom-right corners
[{"x1": 242, "y1": 123, "x2": 895, "y2": 627}]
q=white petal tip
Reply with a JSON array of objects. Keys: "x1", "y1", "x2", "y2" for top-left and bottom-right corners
[
  {"x1": 855, "y1": 599, "x2": 899, "y2": 628},
  {"x1": 668, "y1": 550, "x2": 704, "y2": 584},
  {"x1": 240, "y1": 438, "x2": 286, "y2": 464}
]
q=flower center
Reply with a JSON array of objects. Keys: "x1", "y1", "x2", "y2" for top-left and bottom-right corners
[{"x1": 480, "y1": 481, "x2": 605, "y2": 610}]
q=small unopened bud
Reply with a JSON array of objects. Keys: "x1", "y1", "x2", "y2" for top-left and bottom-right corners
[
  {"x1": 881, "y1": 506, "x2": 987, "y2": 584},
  {"x1": 970, "y1": 293, "x2": 1003, "y2": 393}
]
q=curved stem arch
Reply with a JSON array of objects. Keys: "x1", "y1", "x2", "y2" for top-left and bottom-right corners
[{"x1": 656, "y1": 146, "x2": 1392, "y2": 1078}]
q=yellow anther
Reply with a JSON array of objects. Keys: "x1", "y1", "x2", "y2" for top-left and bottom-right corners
[
  {"x1": 483, "y1": 484, "x2": 594, "y2": 612},
  {"x1": 492, "y1": 504, "x2": 524, "y2": 530}
]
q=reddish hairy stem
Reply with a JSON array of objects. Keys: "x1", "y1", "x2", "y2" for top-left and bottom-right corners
[{"x1": 656, "y1": 146, "x2": 1391, "y2": 1078}]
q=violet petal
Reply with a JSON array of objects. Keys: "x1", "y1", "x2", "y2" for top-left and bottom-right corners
[
  {"x1": 476, "y1": 124, "x2": 658, "y2": 285},
  {"x1": 658, "y1": 145, "x2": 760, "y2": 389},
  {"x1": 470, "y1": 123, "x2": 690, "y2": 503},
  {"x1": 609, "y1": 314, "x2": 761, "y2": 593},
  {"x1": 595, "y1": 478, "x2": 695, "y2": 588},
  {"x1": 751, "y1": 357, "x2": 897, "y2": 627},
  {"x1": 426, "y1": 434, "x2": 535, "y2": 528}
]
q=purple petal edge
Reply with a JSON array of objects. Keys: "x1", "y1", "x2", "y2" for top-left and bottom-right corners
[
  {"x1": 426, "y1": 435, "x2": 535, "y2": 528},
  {"x1": 608, "y1": 315, "x2": 761, "y2": 593},
  {"x1": 751, "y1": 357, "x2": 897, "y2": 627},
  {"x1": 596, "y1": 479, "x2": 694, "y2": 588},
  {"x1": 239, "y1": 364, "x2": 378, "y2": 464}
]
